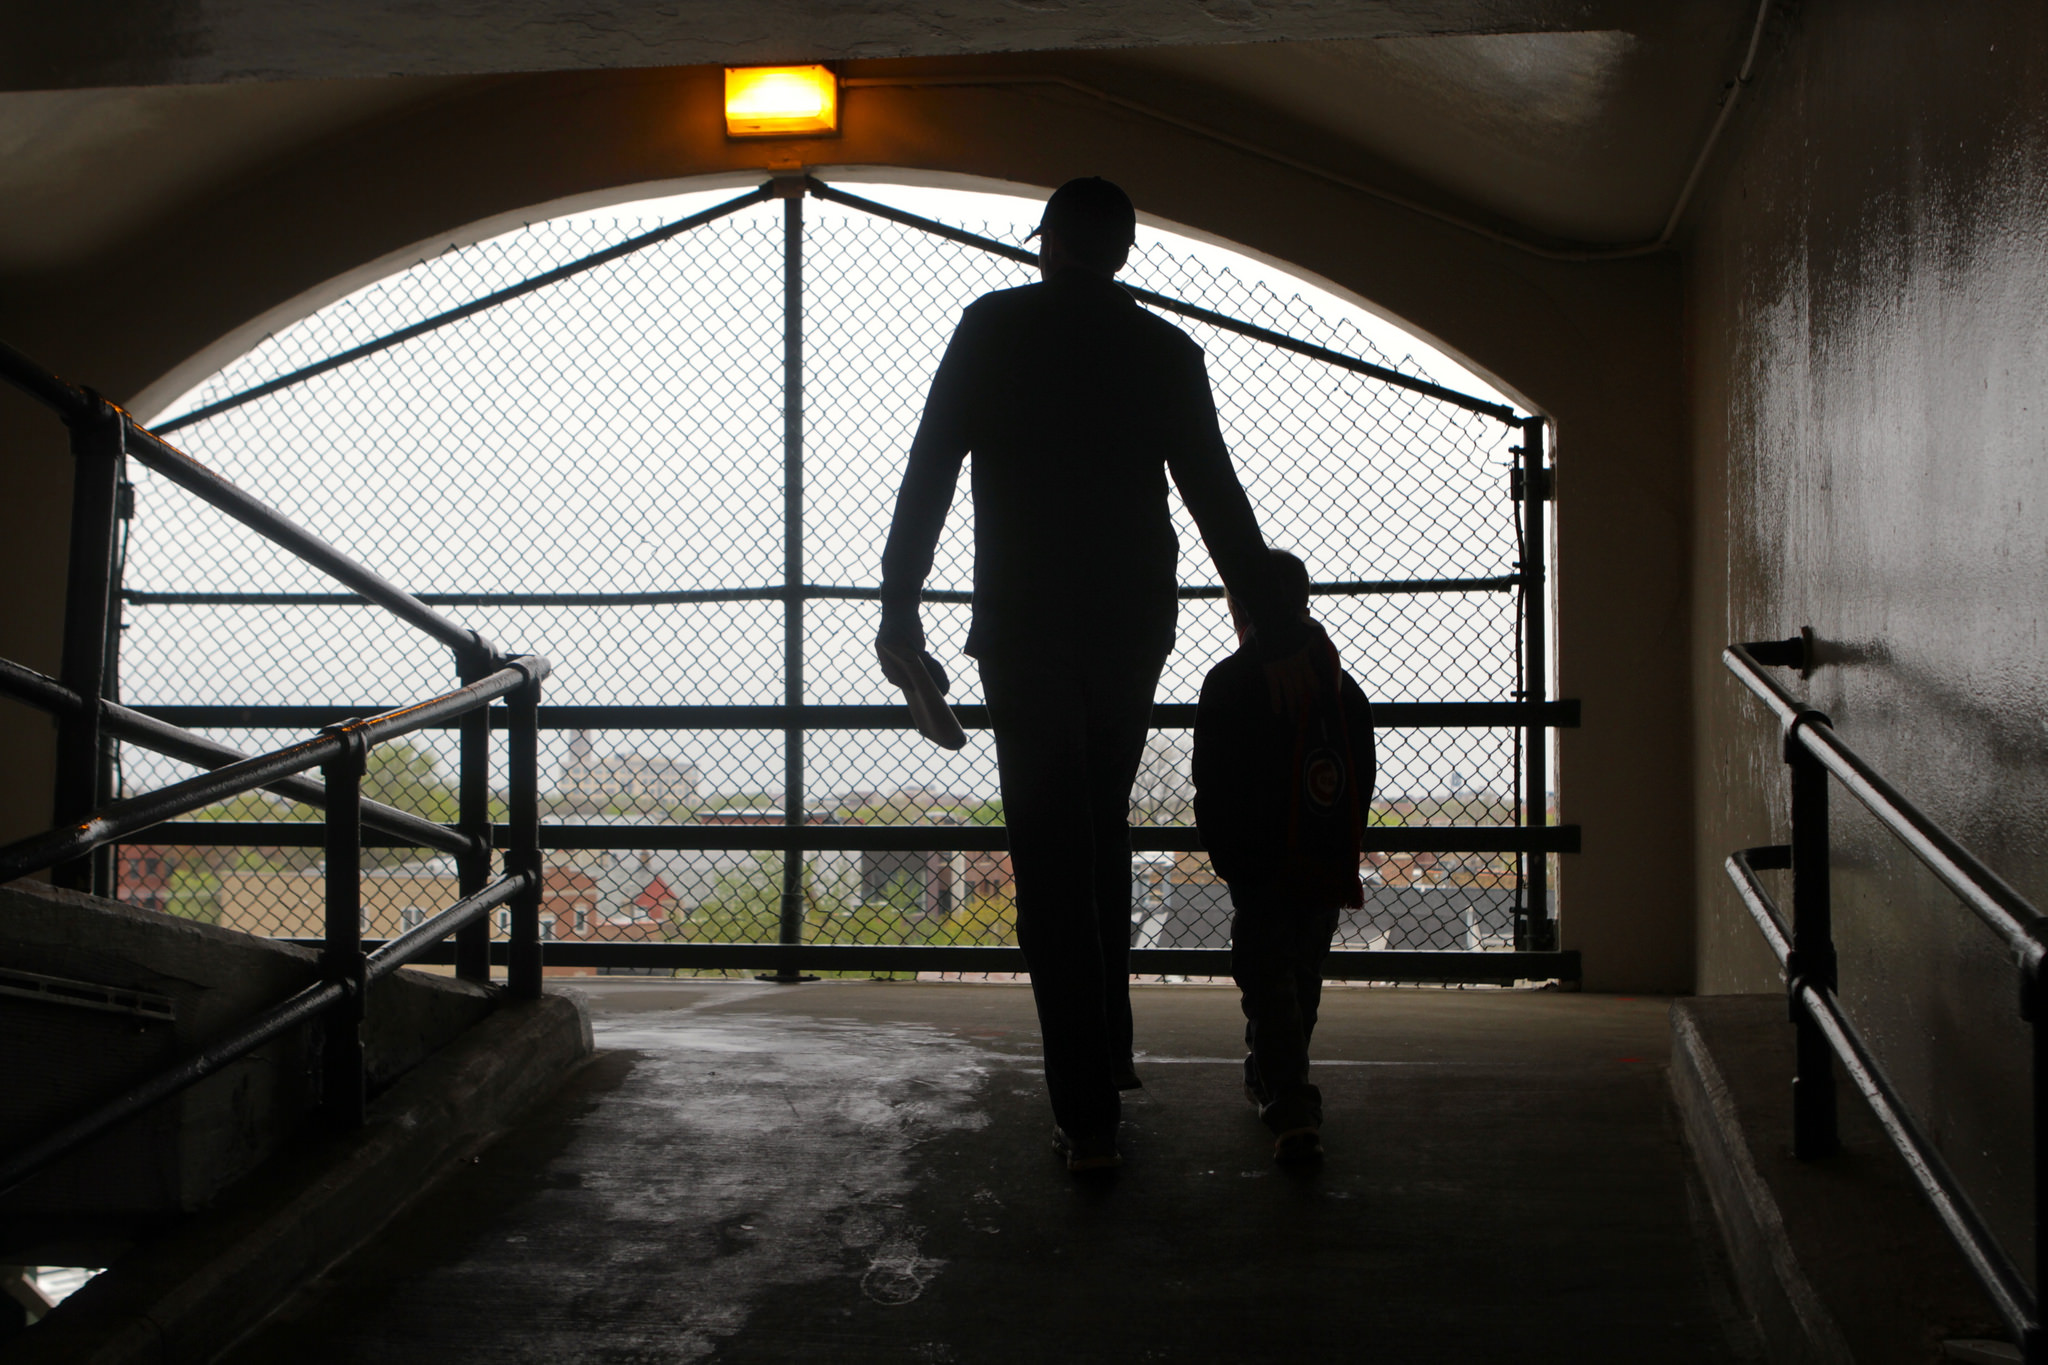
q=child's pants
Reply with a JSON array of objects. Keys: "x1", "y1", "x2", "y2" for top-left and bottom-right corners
[{"x1": 1229, "y1": 892, "x2": 1341, "y2": 1133}]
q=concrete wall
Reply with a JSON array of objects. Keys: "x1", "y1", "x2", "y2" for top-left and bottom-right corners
[
  {"x1": 1688, "y1": 0, "x2": 2044, "y2": 1273},
  {"x1": 0, "y1": 57, "x2": 1692, "y2": 989}
]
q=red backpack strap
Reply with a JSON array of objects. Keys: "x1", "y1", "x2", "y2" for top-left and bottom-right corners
[{"x1": 1321, "y1": 634, "x2": 1366, "y2": 846}]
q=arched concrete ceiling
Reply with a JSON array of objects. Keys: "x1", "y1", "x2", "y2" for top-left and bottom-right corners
[{"x1": 0, "y1": 2, "x2": 1762, "y2": 274}]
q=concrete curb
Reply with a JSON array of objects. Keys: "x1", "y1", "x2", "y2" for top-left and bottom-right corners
[
  {"x1": 1671, "y1": 996, "x2": 2009, "y2": 1365},
  {"x1": 15, "y1": 990, "x2": 594, "y2": 1365},
  {"x1": 1671, "y1": 999, "x2": 1856, "y2": 1365}
]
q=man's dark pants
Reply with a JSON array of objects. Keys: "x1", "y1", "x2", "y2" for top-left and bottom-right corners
[
  {"x1": 979, "y1": 648, "x2": 1165, "y2": 1141},
  {"x1": 1229, "y1": 889, "x2": 1341, "y2": 1133}
]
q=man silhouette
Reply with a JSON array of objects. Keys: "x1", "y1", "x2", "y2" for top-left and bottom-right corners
[{"x1": 878, "y1": 177, "x2": 1309, "y2": 1171}]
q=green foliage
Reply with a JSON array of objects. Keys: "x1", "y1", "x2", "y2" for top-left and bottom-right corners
[
  {"x1": 870, "y1": 871, "x2": 921, "y2": 917},
  {"x1": 184, "y1": 738, "x2": 465, "y2": 870},
  {"x1": 844, "y1": 895, "x2": 1018, "y2": 949},
  {"x1": 837, "y1": 790, "x2": 987, "y2": 827},
  {"x1": 165, "y1": 863, "x2": 223, "y2": 924},
  {"x1": 701, "y1": 793, "x2": 779, "y2": 812},
  {"x1": 362, "y1": 739, "x2": 459, "y2": 823},
  {"x1": 185, "y1": 740, "x2": 460, "y2": 824},
  {"x1": 193, "y1": 789, "x2": 310, "y2": 822},
  {"x1": 186, "y1": 736, "x2": 458, "y2": 822},
  {"x1": 654, "y1": 878, "x2": 1018, "y2": 981}
]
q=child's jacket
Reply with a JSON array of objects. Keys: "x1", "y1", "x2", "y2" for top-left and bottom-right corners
[{"x1": 1192, "y1": 622, "x2": 1375, "y2": 908}]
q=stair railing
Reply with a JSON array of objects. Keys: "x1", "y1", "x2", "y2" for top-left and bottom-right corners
[
  {"x1": 1725, "y1": 637, "x2": 2045, "y2": 1363},
  {"x1": 0, "y1": 339, "x2": 553, "y2": 1197}
]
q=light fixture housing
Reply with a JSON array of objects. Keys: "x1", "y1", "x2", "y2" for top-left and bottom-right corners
[{"x1": 724, "y1": 66, "x2": 839, "y2": 138}]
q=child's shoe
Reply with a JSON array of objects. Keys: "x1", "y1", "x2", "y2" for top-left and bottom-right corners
[
  {"x1": 1273, "y1": 1126, "x2": 1324, "y2": 1164},
  {"x1": 1052, "y1": 1126, "x2": 1122, "y2": 1173}
]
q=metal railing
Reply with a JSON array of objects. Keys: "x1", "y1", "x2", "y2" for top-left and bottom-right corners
[
  {"x1": 0, "y1": 339, "x2": 553, "y2": 1196},
  {"x1": 1724, "y1": 638, "x2": 2046, "y2": 1362}
]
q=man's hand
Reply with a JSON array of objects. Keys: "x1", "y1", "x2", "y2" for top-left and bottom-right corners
[
  {"x1": 877, "y1": 606, "x2": 950, "y2": 694},
  {"x1": 877, "y1": 602, "x2": 924, "y2": 656}
]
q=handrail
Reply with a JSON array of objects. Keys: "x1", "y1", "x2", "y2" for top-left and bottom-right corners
[
  {"x1": 1725, "y1": 850, "x2": 2036, "y2": 1336},
  {"x1": 0, "y1": 656, "x2": 549, "y2": 1183},
  {"x1": 0, "y1": 656, "x2": 546, "y2": 884},
  {"x1": 0, "y1": 871, "x2": 530, "y2": 1198},
  {"x1": 363, "y1": 874, "x2": 526, "y2": 984},
  {"x1": 0, "y1": 656, "x2": 477, "y2": 859},
  {"x1": 1725, "y1": 643, "x2": 2048, "y2": 973},
  {"x1": 1725, "y1": 638, "x2": 2046, "y2": 1361},
  {"x1": 0, "y1": 339, "x2": 490, "y2": 663},
  {"x1": 1723, "y1": 844, "x2": 1792, "y2": 965}
]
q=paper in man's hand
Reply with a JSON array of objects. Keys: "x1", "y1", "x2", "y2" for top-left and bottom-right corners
[{"x1": 877, "y1": 641, "x2": 967, "y2": 750}]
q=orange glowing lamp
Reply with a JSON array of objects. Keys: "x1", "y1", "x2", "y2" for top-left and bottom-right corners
[{"x1": 724, "y1": 66, "x2": 839, "y2": 138}]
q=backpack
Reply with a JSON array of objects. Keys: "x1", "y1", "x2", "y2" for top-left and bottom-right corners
[{"x1": 1269, "y1": 643, "x2": 1374, "y2": 908}]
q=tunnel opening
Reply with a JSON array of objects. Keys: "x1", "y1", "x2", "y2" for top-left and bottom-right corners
[{"x1": 111, "y1": 174, "x2": 1567, "y2": 981}]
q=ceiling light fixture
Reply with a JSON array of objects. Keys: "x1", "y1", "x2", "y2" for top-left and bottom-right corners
[{"x1": 724, "y1": 66, "x2": 839, "y2": 138}]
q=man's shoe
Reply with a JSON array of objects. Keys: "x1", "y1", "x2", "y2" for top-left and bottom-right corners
[
  {"x1": 1052, "y1": 1126, "x2": 1122, "y2": 1173},
  {"x1": 1273, "y1": 1126, "x2": 1324, "y2": 1165}
]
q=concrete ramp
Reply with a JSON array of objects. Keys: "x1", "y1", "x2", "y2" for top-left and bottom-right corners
[{"x1": 215, "y1": 982, "x2": 1760, "y2": 1364}]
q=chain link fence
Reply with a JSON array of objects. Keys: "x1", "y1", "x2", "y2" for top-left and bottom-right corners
[{"x1": 113, "y1": 183, "x2": 1533, "y2": 969}]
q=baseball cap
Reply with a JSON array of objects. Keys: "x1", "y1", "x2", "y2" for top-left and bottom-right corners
[{"x1": 1028, "y1": 177, "x2": 1138, "y2": 264}]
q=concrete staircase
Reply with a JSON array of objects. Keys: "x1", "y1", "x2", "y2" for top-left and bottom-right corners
[{"x1": 0, "y1": 880, "x2": 591, "y2": 1361}]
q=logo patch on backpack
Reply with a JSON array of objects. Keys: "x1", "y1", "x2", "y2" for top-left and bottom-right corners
[{"x1": 1302, "y1": 746, "x2": 1347, "y2": 814}]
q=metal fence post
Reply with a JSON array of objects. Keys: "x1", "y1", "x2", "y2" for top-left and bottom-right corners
[
  {"x1": 507, "y1": 669, "x2": 544, "y2": 999},
  {"x1": 1516, "y1": 415, "x2": 1554, "y2": 953},
  {"x1": 1787, "y1": 720, "x2": 1839, "y2": 1159},
  {"x1": 455, "y1": 645, "x2": 494, "y2": 983},
  {"x1": 320, "y1": 728, "x2": 368, "y2": 1128},
  {"x1": 765, "y1": 177, "x2": 816, "y2": 985},
  {"x1": 53, "y1": 398, "x2": 125, "y2": 896}
]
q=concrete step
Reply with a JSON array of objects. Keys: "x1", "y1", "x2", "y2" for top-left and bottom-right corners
[
  {"x1": 1671, "y1": 996, "x2": 2012, "y2": 1365},
  {"x1": 11, "y1": 989, "x2": 591, "y2": 1364}
]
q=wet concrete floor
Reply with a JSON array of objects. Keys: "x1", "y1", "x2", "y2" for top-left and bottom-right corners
[{"x1": 224, "y1": 981, "x2": 1759, "y2": 1364}]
